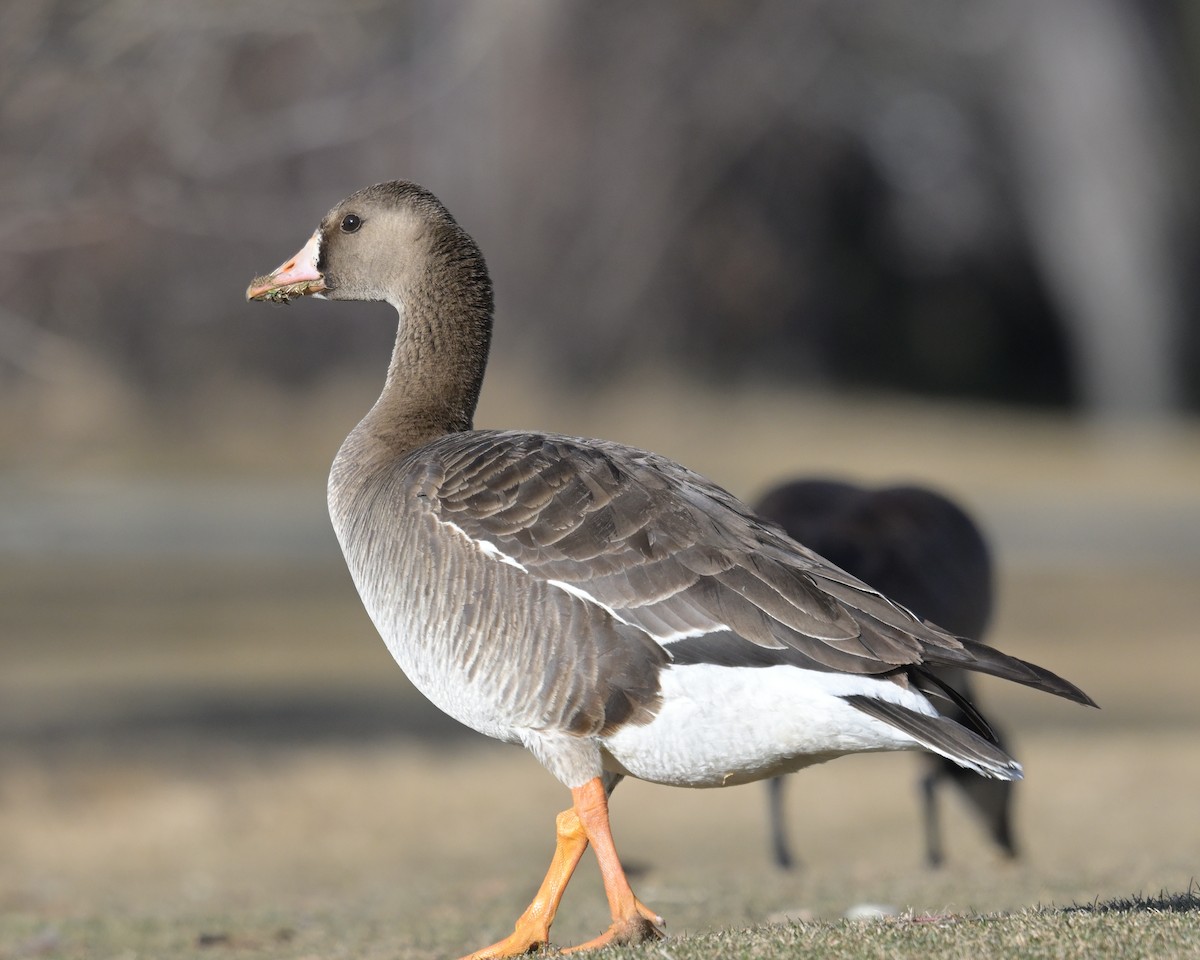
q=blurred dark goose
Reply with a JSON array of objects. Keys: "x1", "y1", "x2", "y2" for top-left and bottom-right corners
[
  {"x1": 753, "y1": 479, "x2": 1016, "y2": 870},
  {"x1": 246, "y1": 181, "x2": 1095, "y2": 958}
]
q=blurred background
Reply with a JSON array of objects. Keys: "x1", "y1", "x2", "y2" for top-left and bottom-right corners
[{"x1": 2, "y1": 0, "x2": 1199, "y2": 950}]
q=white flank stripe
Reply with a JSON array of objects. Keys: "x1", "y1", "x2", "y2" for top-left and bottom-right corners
[
  {"x1": 443, "y1": 518, "x2": 657, "y2": 634},
  {"x1": 476, "y1": 538, "x2": 528, "y2": 571},
  {"x1": 657, "y1": 624, "x2": 732, "y2": 643},
  {"x1": 546, "y1": 579, "x2": 634, "y2": 626},
  {"x1": 444, "y1": 520, "x2": 528, "y2": 572}
]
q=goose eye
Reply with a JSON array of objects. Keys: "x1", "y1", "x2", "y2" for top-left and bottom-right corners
[{"x1": 340, "y1": 213, "x2": 362, "y2": 233}]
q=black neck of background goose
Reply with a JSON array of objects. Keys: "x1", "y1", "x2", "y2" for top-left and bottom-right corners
[{"x1": 361, "y1": 219, "x2": 494, "y2": 458}]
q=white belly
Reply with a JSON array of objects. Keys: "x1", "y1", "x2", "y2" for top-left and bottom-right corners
[{"x1": 600, "y1": 663, "x2": 931, "y2": 788}]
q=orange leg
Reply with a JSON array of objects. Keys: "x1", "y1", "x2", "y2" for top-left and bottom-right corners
[
  {"x1": 459, "y1": 777, "x2": 663, "y2": 959},
  {"x1": 560, "y1": 777, "x2": 664, "y2": 953},
  {"x1": 459, "y1": 806, "x2": 590, "y2": 960}
]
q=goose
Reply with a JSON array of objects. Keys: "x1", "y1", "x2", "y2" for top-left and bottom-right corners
[
  {"x1": 246, "y1": 180, "x2": 1095, "y2": 958},
  {"x1": 752, "y1": 479, "x2": 1016, "y2": 869}
]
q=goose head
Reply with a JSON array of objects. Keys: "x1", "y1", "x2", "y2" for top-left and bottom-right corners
[{"x1": 246, "y1": 180, "x2": 490, "y2": 312}]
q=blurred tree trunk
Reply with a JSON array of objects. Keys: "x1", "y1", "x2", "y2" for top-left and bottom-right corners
[{"x1": 1003, "y1": 0, "x2": 1188, "y2": 417}]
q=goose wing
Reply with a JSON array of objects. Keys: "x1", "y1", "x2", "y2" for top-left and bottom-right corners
[{"x1": 414, "y1": 430, "x2": 1092, "y2": 705}]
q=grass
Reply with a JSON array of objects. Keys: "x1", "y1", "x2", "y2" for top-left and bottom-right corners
[
  {"x1": 3, "y1": 887, "x2": 1197, "y2": 959},
  {"x1": 643, "y1": 890, "x2": 1200, "y2": 960}
]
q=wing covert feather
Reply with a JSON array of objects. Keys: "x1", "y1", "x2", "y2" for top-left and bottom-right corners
[{"x1": 412, "y1": 430, "x2": 964, "y2": 677}]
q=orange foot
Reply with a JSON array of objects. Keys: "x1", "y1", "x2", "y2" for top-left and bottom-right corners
[
  {"x1": 459, "y1": 919, "x2": 550, "y2": 960},
  {"x1": 561, "y1": 915, "x2": 665, "y2": 953}
]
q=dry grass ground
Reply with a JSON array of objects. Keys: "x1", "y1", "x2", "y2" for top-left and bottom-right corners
[{"x1": 2, "y1": 378, "x2": 1199, "y2": 958}]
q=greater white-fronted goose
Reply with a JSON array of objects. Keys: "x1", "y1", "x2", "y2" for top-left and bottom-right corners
[
  {"x1": 753, "y1": 479, "x2": 1015, "y2": 870},
  {"x1": 246, "y1": 181, "x2": 1094, "y2": 957}
]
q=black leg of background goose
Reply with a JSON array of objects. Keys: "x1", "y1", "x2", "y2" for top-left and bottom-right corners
[
  {"x1": 956, "y1": 767, "x2": 1019, "y2": 860},
  {"x1": 922, "y1": 767, "x2": 945, "y2": 868},
  {"x1": 993, "y1": 805, "x2": 1019, "y2": 860},
  {"x1": 766, "y1": 776, "x2": 796, "y2": 870}
]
